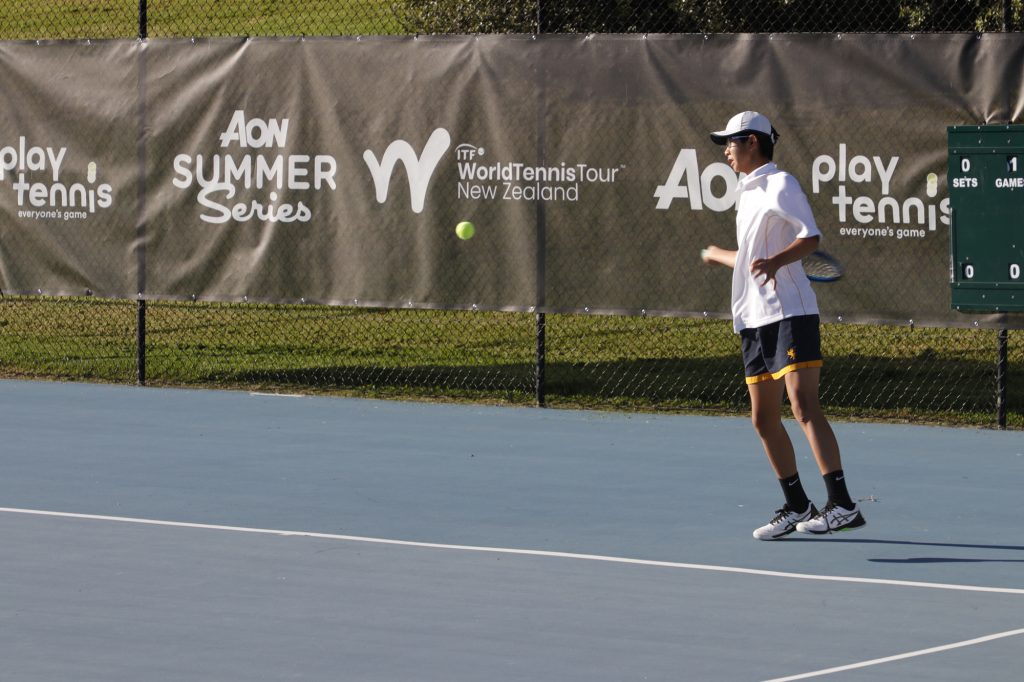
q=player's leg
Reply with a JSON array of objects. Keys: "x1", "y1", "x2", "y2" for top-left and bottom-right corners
[
  {"x1": 743, "y1": 324, "x2": 798, "y2": 477},
  {"x1": 784, "y1": 366, "x2": 841, "y2": 475},
  {"x1": 786, "y1": 366, "x2": 866, "y2": 534},
  {"x1": 749, "y1": 377, "x2": 795, "y2": 477},
  {"x1": 748, "y1": 377, "x2": 816, "y2": 540}
]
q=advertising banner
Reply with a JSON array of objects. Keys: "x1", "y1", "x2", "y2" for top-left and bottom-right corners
[
  {"x1": 142, "y1": 37, "x2": 541, "y2": 310},
  {"x1": 0, "y1": 35, "x2": 1022, "y2": 325},
  {"x1": 0, "y1": 41, "x2": 138, "y2": 297}
]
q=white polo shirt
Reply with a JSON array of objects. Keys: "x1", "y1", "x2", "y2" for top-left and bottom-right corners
[{"x1": 731, "y1": 162, "x2": 821, "y2": 333}]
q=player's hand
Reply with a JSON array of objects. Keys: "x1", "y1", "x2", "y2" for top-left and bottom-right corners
[{"x1": 750, "y1": 257, "x2": 779, "y2": 288}]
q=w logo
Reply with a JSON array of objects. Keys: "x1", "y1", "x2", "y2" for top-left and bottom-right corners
[{"x1": 363, "y1": 128, "x2": 451, "y2": 214}]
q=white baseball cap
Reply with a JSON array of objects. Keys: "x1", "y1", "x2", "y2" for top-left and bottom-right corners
[{"x1": 710, "y1": 111, "x2": 779, "y2": 145}]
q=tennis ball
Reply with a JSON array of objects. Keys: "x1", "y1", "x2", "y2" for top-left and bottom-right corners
[{"x1": 456, "y1": 221, "x2": 475, "y2": 240}]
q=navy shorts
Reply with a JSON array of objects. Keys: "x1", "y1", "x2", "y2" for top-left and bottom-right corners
[{"x1": 740, "y1": 314, "x2": 823, "y2": 385}]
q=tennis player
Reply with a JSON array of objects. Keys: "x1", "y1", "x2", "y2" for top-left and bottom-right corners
[{"x1": 700, "y1": 111, "x2": 866, "y2": 540}]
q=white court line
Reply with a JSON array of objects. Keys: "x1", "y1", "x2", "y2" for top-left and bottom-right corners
[
  {"x1": 2, "y1": 506, "x2": 1024, "y2": 596},
  {"x1": 761, "y1": 627, "x2": 1024, "y2": 682}
]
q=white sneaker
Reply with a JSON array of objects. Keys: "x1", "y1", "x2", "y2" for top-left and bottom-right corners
[
  {"x1": 796, "y1": 500, "x2": 866, "y2": 535},
  {"x1": 753, "y1": 503, "x2": 818, "y2": 540}
]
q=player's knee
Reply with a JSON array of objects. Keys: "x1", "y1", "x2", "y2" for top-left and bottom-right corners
[
  {"x1": 751, "y1": 410, "x2": 780, "y2": 436},
  {"x1": 790, "y1": 400, "x2": 819, "y2": 425}
]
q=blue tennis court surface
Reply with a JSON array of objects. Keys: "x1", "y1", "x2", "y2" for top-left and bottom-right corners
[{"x1": 0, "y1": 379, "x2": 1021, "y2": 680}]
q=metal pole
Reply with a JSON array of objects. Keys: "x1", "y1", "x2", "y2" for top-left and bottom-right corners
[
  {"x1": 997, "y1": 328, "x2": 1008, "y2": 429},
  {"x1": 137, "y1": 299, "x2": 147, "y2": 384},
  {"x1": 533, "y1": 21, "x2": 547, "y2": 407},
  {"x1": 997, "y1": 0, "x2": 1012, "y2": 421},
  {"x1": 536, "y1": 312, "x2": 546, "y2": 406},
  {"x1": 136, "y1": 2, "x2": 148, "y2": 385}
]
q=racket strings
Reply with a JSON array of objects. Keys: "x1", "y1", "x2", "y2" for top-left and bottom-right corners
[{"x1": 803, "y1": 251, "x2": 843, "y2": 281}]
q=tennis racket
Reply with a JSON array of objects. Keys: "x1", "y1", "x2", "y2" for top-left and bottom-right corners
[{"x1": 802, "y1": 250, "x2": 843, "y2": 282}]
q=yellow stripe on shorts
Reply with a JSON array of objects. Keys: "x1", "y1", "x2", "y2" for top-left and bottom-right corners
[{"x1": 744, "y1": 360, "x2": 823, "y2": 385}]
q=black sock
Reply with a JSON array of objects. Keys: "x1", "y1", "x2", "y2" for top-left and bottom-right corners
[
  {"x1": 779, "y1": 473, "x2": 811, "y2": 512},
  {"x1": 823, "y1": 470, "x2": 854, "y2": 509}
]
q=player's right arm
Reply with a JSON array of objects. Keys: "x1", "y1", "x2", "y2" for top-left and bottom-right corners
[{"x1": 701, "y1": 245, "x2": 737, "y2": 269}]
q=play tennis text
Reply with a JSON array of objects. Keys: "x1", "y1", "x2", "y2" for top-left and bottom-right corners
[
  {"x1": 1, "y1": 136, "x2": 114, "y2": 219},
  {"x1": 811, "y1": 144, "x2": 949, "y2": 239}
]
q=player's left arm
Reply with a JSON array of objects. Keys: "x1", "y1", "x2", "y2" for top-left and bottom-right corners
[{"x1": 750, "y1": 236, "x2": 819, "y2": 287}]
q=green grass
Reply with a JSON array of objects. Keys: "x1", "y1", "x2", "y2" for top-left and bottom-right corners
[
  {"x1": 0, "y1": 297, "x2": 1019, "y2": 428},
  {"x1": 0, "y1": 1, "x2": 138, "y2": 40},
  {"x1": 147, "y1": 0, "x2": 406, "y2": 38},
  {"x1": 0, "y1": 1, "x2": 405, "y2": 40}
]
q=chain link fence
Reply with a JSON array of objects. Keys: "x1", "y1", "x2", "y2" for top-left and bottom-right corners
[
  {"x1": 2, "y1": 1, "x2": 1019, "y2": 38},
  {"x1": 0, "y1": 1, "x2": 1021, "y2": 427},
  {"x1": 0, "y1": 296, "x2": 1019, "y2": 427}
]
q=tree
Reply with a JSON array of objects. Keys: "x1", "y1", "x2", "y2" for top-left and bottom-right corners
[
  {"x1": 392, "y1": 1, "x2": 692, "y2": 34},
  {"x1": 389, "y1": 0, "x2": 1011, "y2": 34}
]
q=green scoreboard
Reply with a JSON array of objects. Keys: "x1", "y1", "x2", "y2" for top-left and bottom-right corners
[{"x1": 948, "y1": 124, "x2": 1024, "y2": 312}]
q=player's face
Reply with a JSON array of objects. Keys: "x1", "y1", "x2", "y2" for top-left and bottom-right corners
[{"x1": 724, "y1": 134, "x2": 759, "y2": 174}]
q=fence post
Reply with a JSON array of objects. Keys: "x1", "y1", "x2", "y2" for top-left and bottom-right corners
[
  {"x1": 536, "y1": 312, "x2": 546, "y2": 406},
  {"x1": 998, "y1": 4, "x2": 1012, "y2": 425},
  {"x1": 997, "y1": 328, "x2": 1008, "y2": 428},
  {"x1": 534, "y1": 13, "x2": 547, "y2": 408},
  {"x1": 137, "y1": 300, "x2": 147, "y2": 384},
  {"x1": 137, "y1": 1, "x2": 148, "y2": 386}
]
